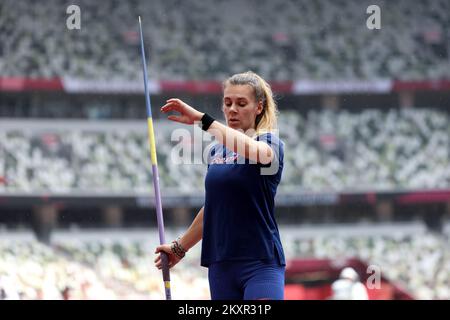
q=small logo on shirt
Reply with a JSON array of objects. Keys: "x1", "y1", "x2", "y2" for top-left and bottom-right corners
[{"x1": 210, "y1": 153, "x2": 239, "y2": 164}]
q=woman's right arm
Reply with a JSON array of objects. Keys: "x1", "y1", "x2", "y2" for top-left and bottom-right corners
[
  {"x1": 177, "y1": 206, "x2": 204, "y2": 251},
  {"x1": 154, "y1": 206, "x2": 204, "y2": 269}
]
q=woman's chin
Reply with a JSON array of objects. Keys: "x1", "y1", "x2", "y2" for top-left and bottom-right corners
[{"x1": 228, "y1": 122, "x2": 240, "y2": 129}]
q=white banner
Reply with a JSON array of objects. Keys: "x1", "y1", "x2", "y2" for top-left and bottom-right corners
[
  {"x1": 62, "y1": 78, "x2": 161, "y2": 94},
  {"x1": 293, "y1": 79, "x2": 392, "y2": 94}
]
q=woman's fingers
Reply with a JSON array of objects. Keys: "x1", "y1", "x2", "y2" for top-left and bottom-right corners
[
  {"x1": 162, "y1": 99, "x2": 183, "y2": 109},
  {"x1": 156, "y1": 244, "x2": 171, "y2": 254},
  {"x1": 166, "y1": 98, "x2": 182, "y2": 104},
  {"x1": 160, "y1": 103, "x2": 177, "y2": 113},
  {"x1": 160, "y1": 98, "x2": 198, "y2": 124},
  {"x1": 155, "y1": 247, "x2": 181, "y2": 270},
  {"x1": 161, "y1": 98, "x2": 192, "y2": 113},
  {"x1": 155, "y1": 251, "x2": 169, "y2": 269},
  {"x1": 156, "y1": 257, "x2": 174, "y2": 270},
  {"x1": 154, "y1": 245, "x2": 176, "y2": 264},
  {"x1": 160, "y1": 105, "x2": 170, "y2": 113}
]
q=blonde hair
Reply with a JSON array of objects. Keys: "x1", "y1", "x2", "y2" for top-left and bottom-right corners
[{"x1": 223, "y1": 71, "x2": 278, "y2": 135}]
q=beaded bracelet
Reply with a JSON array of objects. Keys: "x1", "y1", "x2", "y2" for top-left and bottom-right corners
[{"x1": 170, "y1": 238, "x2": 187, "y2": 259}]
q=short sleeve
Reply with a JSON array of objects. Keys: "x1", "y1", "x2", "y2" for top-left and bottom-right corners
[
  {"x1": 206, "y1": 142, "x2": 218, "y2": 169},
  {"x1": 256, "y1": 133, "x2": 284, "y2": 166},
  {"x1": 256, "y1": 133, "x2": 284, "y2": 177}
]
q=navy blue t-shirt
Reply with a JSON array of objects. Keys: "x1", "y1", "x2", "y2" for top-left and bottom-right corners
[{"x1": 201, "y1": 132, "x2": 285, "y2": 267}]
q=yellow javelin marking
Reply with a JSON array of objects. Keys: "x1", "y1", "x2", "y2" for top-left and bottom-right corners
[
  {"x1": 165, "y1": 281, "x2": 171, "y2": 289},
  {"x1": 147, "y1": 118, "x2": 158, "y2": 165}
]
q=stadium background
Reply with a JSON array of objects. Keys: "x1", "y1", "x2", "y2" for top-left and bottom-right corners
[{"x1": 0, "y1": 0, "x2": 449, "y2": 300}]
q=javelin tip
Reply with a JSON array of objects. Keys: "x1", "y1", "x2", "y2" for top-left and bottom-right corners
[{"x1": 138, "y1": 16, "x2": 141, "y2": 24}]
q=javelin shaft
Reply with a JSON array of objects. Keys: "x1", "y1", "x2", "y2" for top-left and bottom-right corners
[{"x1": 138, "y1": 16, "x2": 171, "y2": 300}]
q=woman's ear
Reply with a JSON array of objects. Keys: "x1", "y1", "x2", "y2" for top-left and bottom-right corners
[{"x1": 256, "y1": 101, "x2": 263, "y2": 115}]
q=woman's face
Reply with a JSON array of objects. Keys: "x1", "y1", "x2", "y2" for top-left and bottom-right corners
[{"x1": 222, "y1": 84, "x2": 263, "y2": 132}]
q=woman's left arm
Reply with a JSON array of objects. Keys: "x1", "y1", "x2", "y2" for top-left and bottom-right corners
[
  {"x1": 161, "y1": 98, "x2": 274, "y2": 164},
  {"x1": 207, "y1": 120, "x2": 273, "y2": 164}
]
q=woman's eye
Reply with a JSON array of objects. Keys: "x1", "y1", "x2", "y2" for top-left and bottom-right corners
[{"x1": 239, "y1": 103, "x2": 246, "y2": 107}]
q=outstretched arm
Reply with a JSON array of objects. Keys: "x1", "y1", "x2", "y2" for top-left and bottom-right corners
[{"x1": 160, "y1": 98, "x2": 274, "y2": 164}]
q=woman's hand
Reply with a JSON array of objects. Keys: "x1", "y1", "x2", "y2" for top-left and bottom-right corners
[
  {"x1": 154, "y1": 243, "x2": 182, "y2": 269},
  {"x1": 160, "y1": 98, "x2": 204, "y2": 125}
]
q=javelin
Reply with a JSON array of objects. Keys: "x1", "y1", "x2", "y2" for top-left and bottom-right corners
[{"x1": 138, "y1": 16, "x2": 171, "y2": 300}]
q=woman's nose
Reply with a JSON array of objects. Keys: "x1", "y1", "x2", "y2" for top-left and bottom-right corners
[{"x1": 229, "y1": 104, "x2": 238, "y2": 113}]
